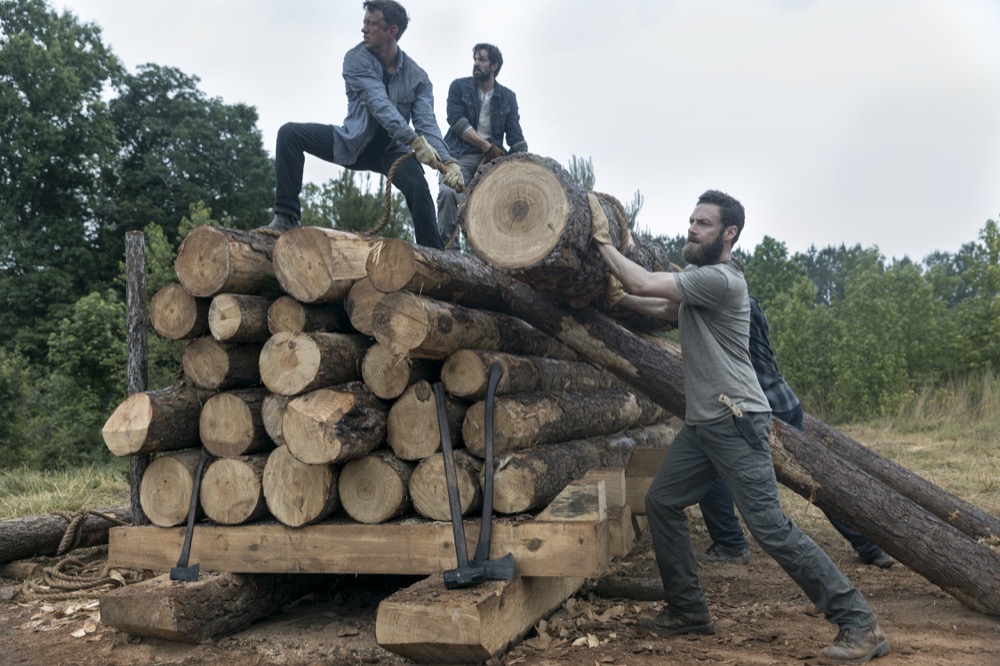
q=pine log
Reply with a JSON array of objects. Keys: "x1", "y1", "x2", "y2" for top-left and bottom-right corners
[
  {"x1": 387, "y1": 380, "x2": 467, "y2": 461},
  {"x1": 361, "y1": 343, "x2": 440, "y2": 400},
  {"x1": 282, "y1": 382, "x2": 389, "y2": 465},
  {"x1": 181, "y1": 336, "x2": 262, "y2": 390},
  {"x1": 261, "y1": 393, "x2": 289, "y2": 447},
  {"x1": 259, "y1": 331, "x2": 370, "y2": 397},
  {"x1": 208, "y1": 293, "x2": 273, "y2": 343},
  {"x1": 0, "y1": 505, "x2": 131, "y2": 565},
  {"x1": 199, "y1": 388, "x2": 274, "y2": 458},
  {"x1": 491, "y1": 422, "x2": 676, "y2": 515},
  {"x1": 267, "y1": 294, "x2": 352, "y2": 335},
  {"x1": 459, "y1": 152, "x2": 675, "y2": 307},
  {"x1": 200, "y1": 454, "x2": 270, "y2": 525},
  {"x1": 338, "y1": 450, "x2": 414, "y2": 524},
  {"x1": 139, "y1": 449, "x2": 205, "y2": 527},
  {"x1": 174, "y1": 225, "x2": 278, "y2": 298},
  {"x1": 150, "y1": 283, "x2": 210, "y2": 340},
  {"x1": 99, "y1": 571, "x2": 322, "y2": 644},
  {"x1": 441, "y1": 349, "x2": 623, "y2": 400},
  {"x1": 103, "y1": 384, "x2": 210, "y2": 456},
  {"x1": 262, "y1": 445, "x2": 340, "y2": 527},
  {"x1": 272, "y1": 226, "x2": 371, "y2": 303},
  {"x1": 463, "y1": 388, "x2": 664, "y2": 457},
  {"x1": 371, "y1": 291, "x2": 576, "y2": 361},
  {"x1": 343, "y1": 276, "x2": 386, "y2": 336},
  {"x1": 409, "y1": 449, "x2": 483, "y2": 521}
]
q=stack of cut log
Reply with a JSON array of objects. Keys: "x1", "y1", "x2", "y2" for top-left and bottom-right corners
[{"x1": 102, "y1": 223, "x2": 677, "y2": 532}]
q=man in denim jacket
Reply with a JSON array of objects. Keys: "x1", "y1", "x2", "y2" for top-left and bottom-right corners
[
  {"x1": 436, "y1": 43, "x2": 528, "y2": 249},
  {"x1": 265, "y1": 1, "x2": 463, "y2": 249}
]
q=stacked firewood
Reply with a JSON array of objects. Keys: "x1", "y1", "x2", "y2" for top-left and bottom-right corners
[{"x1": 101, "y1": 222, "x2": 677, "y2": 531}]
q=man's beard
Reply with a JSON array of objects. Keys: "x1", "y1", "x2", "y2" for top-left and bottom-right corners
[
  {"x1": 683, "y1": 230, "x2": 725, "y2": 266},
  {"x1": 473, "y1": 68, "x2": 487, "y2": 82}
]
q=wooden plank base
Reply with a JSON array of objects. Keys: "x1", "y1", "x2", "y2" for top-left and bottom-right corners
[{"x1": 376, "y1": 574, "x2": 584, "y2": 664}]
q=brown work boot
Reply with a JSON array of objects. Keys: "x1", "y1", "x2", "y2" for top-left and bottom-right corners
[
  {"x1": 637, "y1": 607, "x2": 715, "y2": 637},
  {"x1": 819, "y1": 622, "x2": 889, "y2": 664},
  {"x1": 258, "y1": 212, "x2": 299, "y2": 233}
]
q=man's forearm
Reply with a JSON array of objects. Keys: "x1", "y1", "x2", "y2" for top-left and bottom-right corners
[
  {"x1": 598, "y1": 243, "x2": 682, "y2": 302},
  {"x1": 619, "y1": 294, "x2": 680, "y2": 321},
  {"x1": 460, "y1": 126, "x2": 491, "y2": 151}
]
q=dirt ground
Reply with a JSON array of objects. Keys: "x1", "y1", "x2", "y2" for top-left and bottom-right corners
[{"x1": 2, "y1": 504, "x2": 999, "y2": 666}]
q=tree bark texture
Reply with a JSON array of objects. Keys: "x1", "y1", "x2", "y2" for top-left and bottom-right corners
[
  {"x1": 272, "y1": 226, "x2": 370, "y2": 303},
  {"x1": 361, "y1": 343, "x2": 440, "y2": 401},
  {"x1": 174, "y1": 225, "x2": 278, "y2": 298},
  {"x1": 259, "y1": 331, "x2": 370, "y2": 397},
  {"x1": 150, "y1": 283, "x2": 211, "y2": 340},
  {"x1": 0, "y1": 506, "x2": 131, "y2": 565},
  {"x1": 462, "y1": 388, "x2": 664, "y2": 457},
  {"x1": 409, "y1": 449, "x2": 483, "y2": 521},
  {"x1": 200, "y1": 454, "x2": 271, "y2": 525},
  {"x1": 371, "y1": 291, "x2": 577, "y2": 361},
  {"x1": 103, "y1": 383, "x2": 211, "y2": 456},
  {"x1": 267, "y1": 295, "x2": 352, "y2": 335},
  {"x1": 199, "y1": 388, "x2": 274, "y2": 458},
  {"x1": 126, "y1": 231, "x2": 150, "y2": 526},
  {"x1": 386, "y1": 380, "x2": 467, "y2": 461},
  {"x1": 139, "y1": 448, "x2": 205, "y2": 527},
  {"x1": 262, "y1": 445, "x2": 340, "y2": 527},
  {"x1": 338, "y1": 450, "x2": 414, "y2": 524},
  {"x1": 209, "y1": 293, "x2": 273, "y2": 343},
  {"x1": 282, "y1": 383, "x2": 389, "y2": 465},
  {"x1": 181, "y1": 337, "x2": 262, "y2": 391}
]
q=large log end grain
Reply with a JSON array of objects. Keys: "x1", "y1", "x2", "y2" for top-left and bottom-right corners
[
  {"x1": 181, "y1": 337, "x2": 262, "y2": 391},
  {"x1": 282, "y1": 383, "x2": 389, "y2": 465},
  {"x1": 338, "y1": 451, "x2": 414, "y2": 524},
  {"x1": 103, "y1": 384, "x2": 206, "y2": 456},
  {"x1": 209, "y1": 293, "x2": 273, "y2": 343},
  {"x1": 150, "y1": 283, "x2": 210, "y2": 340},
  {"x1": 199, "y1": 389, "x2": 272, "y2": 458},
  {"x1": 260, "y1": 332, "x2": 369, "y2": 397},
  {"x1": 267, "y1": 295, "x2": 351, "y2": 335},
  {"x1": 139, "y1": 449, "x2": 204, "y2": 527},
  {"x1": 386, "y1": 380, "x2": 466, "y2": 461},
  {"x1": 262, "y1": 445, "x2": 340, "y2": 527},
  {"x1": 174, "y1": 226, "x2": 276, "y2": 298},
  {"x1": 200, "y1": 455, "x2": 270, "y2": 525},
  {"x1": 272, "y1": 226, "x2": 370, "y2": 303},
  {"x1": 410, "y1": 450, "x2": 483, "y2": 521}
]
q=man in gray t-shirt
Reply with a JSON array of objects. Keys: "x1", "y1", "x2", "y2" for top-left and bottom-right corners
[{"x1": 591, "y1": 189, "x2": 889, "y2": 665}]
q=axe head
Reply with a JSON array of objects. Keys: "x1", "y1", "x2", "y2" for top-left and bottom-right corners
[
  {"x1": 475, "y1": 552, "x2": 516, "y2": 581},
  {"x1": 443, "y1": 563, "x2": 487, "y2": 589},
  {"x1": 169, "y1": 562, "x2": 200, "y2": 582}
]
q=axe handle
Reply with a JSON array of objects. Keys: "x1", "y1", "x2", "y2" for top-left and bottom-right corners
[
  {"x1": 434, "y1": 382, "x2": 470, "y2": 567},
  {"x1": 473, "y1": 363, "x2": 503, "y2": 563}
]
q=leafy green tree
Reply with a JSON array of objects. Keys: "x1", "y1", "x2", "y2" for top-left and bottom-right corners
[
  {"x1": 953, "y1": 219, "x2": 1000, "y2": 372},
  {"x1": 0, "y1": 347, "x2": 31, "y2": 467},
  {"x1": 567, "y1": 155, "x2": 595, "y2": 191},
  {"x1": 743, "y1": 236, "x2": 808, "y2": 307},
  {"x1": 0, "y1": 0, "x2": 122, "y2": 360},
  {"x1": 301, "y1": 170, "x2": 413, "y2": 241}
]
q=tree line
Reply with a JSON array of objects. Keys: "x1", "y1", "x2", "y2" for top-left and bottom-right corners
[{"x1": 1, "y1": 0, "x2": 997, "y2": 469}]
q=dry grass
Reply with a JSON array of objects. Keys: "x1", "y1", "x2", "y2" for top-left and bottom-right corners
[{"x1": 0, "y1": 465, "x2": 129, "y2": 521}]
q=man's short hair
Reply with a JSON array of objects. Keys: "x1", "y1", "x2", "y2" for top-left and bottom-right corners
[
  {"x1": 698, "y1": 189, "x2": 745, "y2": 243},
  {"x1": 364, "y1": 1, "x2": 409, "y2": 39},
  {"x1": 474, "y1": 43, "x2": 503, "y2": 76}
]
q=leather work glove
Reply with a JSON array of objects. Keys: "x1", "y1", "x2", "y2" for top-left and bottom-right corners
[
  {"x1": 409, "y1": 136, "x2": 443, "y2": 169},
  {"x1": 483, "y1": 143, "x2": 506, "y2": 162},
  {"x1": 587, "y1": 193, "x2": 613, "y2": 246},
  {"x1": 442, "y1": 161, "x2": 465, "y2": 193},
  {"x1": 606, "y1": 274, "x2": 627, "y2": 307}
]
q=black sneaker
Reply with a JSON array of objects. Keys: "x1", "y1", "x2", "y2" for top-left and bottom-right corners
[
  {"x1": 638, "y1": 608, "x2": 715, "y2": 637},
  {"x1": 819, "y1": 621, "x2": 890, "y2": 664},
  {"x1": 698, "y1": 543, "x2": 750, "y2": 564},
  {"x1": 259, "y1": 213, "x2": 299, "y2": 233}
]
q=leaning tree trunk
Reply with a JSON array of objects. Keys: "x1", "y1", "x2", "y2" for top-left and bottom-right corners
[
  {"x1": 458, "y1": 152, "x2": 676, "y2": 307},
  {"x1": 0, "y1": 506, "x2": 132, "y2": 565},
  {"x1": 174, "y1": 225, "x2": 278, "y2": 298}
]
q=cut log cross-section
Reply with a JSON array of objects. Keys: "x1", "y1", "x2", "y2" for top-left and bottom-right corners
[
  {"x1": 272, "y1": 226, "x2": 371, "y2": 303},
  {"x1": 150, "y1": 283, "x2": 210, "y2": 340},
  {"x1": 261, "y1": 393, "x2": 290, "y2": 447},
  {"x1": 139, "y1": 449, "x2": 205, "y2": 527},
  {"x1": 338, "y1": 450, "x2": 415, "y2": 524},
  {"x1": 361, "y1": 343, "x2": 440, "y2": 401},
  {"x1": 103, "y1": 384, "x2": 210, "y2": 456},
  {"x1": 410, "y1": 449, "x2": 483, "y2": 521},
  {"x1": 181, "y1": 337, "x2": 262, "y2": 390},
  {"x1": 259, "y1": 331, "x2": 371, "y2": 397},
  {"x1": 387, "y1": 380, "x2": 467, "y2": 461},
  {"x1": 262, "y1": 445, "x2": 340, "y2": 527},
  {"x1": 199, "y1": 388, "x2": 274, "y2": 458},
  {"x1": 200, "y1": 454, "x2": 270, "y2": 525},
  {"x1": 343, "y1": 277, "x2": 387, "y2": 337},
  {"x1": 267, "y1": 295, "x2": 352, "y2": 335},
  {"x1": 209, "y1": 293, "x2": 273, "y2": 343},
  {"x1": 282, "y1": 382, "x2": 389, "y2": 465},
  {"x1": 174, "y1": 225, "x2": 278, "y2": 298}
]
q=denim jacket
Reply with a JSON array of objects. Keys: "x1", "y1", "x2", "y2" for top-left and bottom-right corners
[
  {"x1": 443, "y1": 77, "x2": 527, "y2": 158},
  {"x1": 335, "y1": 42, "x2": 451, "y2": 164}
]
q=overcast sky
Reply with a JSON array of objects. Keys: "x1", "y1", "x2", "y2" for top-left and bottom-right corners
[{"x1": 57, "y1": 0, "x2": 1000, "y2": 263}]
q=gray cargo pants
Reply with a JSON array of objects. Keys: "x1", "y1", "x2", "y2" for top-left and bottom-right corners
[{"x1": 645, "y1": 412, "x2": 877, "y2": 628}]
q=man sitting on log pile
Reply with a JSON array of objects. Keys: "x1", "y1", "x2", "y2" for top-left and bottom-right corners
[
  {"x1": 591, "y1": 189, "x2": 890, "y2": 665},
  {"x1": 436, "y1": 42, "x2": 528, "y2": 249},
  {"x1": 263, "y1": 0, "x2": 463, "y2": 249}
]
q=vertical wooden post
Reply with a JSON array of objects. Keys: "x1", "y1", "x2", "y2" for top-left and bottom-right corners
[{"x1": 125, "y1": 231, "x2": 150, "y2": 526}]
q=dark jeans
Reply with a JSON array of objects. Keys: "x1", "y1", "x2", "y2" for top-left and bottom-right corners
[
  {"x1": 273, "y1": 122, "x2": 443, "y2": 249},
  {"x1": 699, "y1": 403, "x2": 888, "y2": 562}
]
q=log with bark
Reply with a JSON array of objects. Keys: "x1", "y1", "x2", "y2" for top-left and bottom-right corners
[
  {"x1": 259, "y1": 331, "x2": 370, "y2": 397},
  {"x1": 491, "y1": 422, "x2": 676, "y2": 515},
  {"x1": 343, "y1": 276, "x2": 386, "y2": 336},
  {"x1": 139, "y1": 448, "x2": 205, "y2": 527},
  {"x1": 441, "y1": 349, "x2": 624, "y2": 400},
  {"x1": 409, "y1": 449, "x2": 483, "y2": 521},
  {"x1": 103, "y1": 383, "x2": 211, "y2": 456},
  {"x1": 200, "y1": 454, "x2": 270, "y2": 525},
  {"x1": 181, "y1": 337, "x2": 262, "y2": 390},
  {"x1": 282, "y1": 382, "x2": 389, "y2": 465},
  {"x1": 386, "y1": 380, "x2": 467, "y2": 461},
  {"x1": 150, "y1": 283, "x2": 210, "y2": 340},
  {"x1": 262, "y1": 445, "x2": 340, "y2": 527},
  {"x1": 174, "y1": 225, "x2": 278, "y2": 298},
  {"x1": 199, "y1": 388, "x2": 274, "y2": 458},
  {"x1": 267, "y1": 295, "x2": 352, "y2": 335},
  {"x1": 0, "y1": 506, "x2": 131, "y2": 565},
  {"x1": 208, "y1": 293, "x2": 273, "y2": 343},
  {"x1": 260, "y1": 393, "x2": 289, "y2": 447},
  {"x1": 361, "y1": 343, "x2": 440, "y2": 401},
  {"x1": 371, "y1": 291, "x2": 577, "y2": 361},
  {"x1": 272, "y1": 226, "x2": 371, "y2": 303},
  {"x1": 462, "y1": 388, "x2": 664, "y2": 457},
  {"x1": 338, "y1": 450, "x2": 414, "y2": 524}
]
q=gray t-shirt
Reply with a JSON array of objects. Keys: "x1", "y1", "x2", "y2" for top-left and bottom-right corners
[{"x1": 674, "y1": 262, "x2": 771, "y2": 425}]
